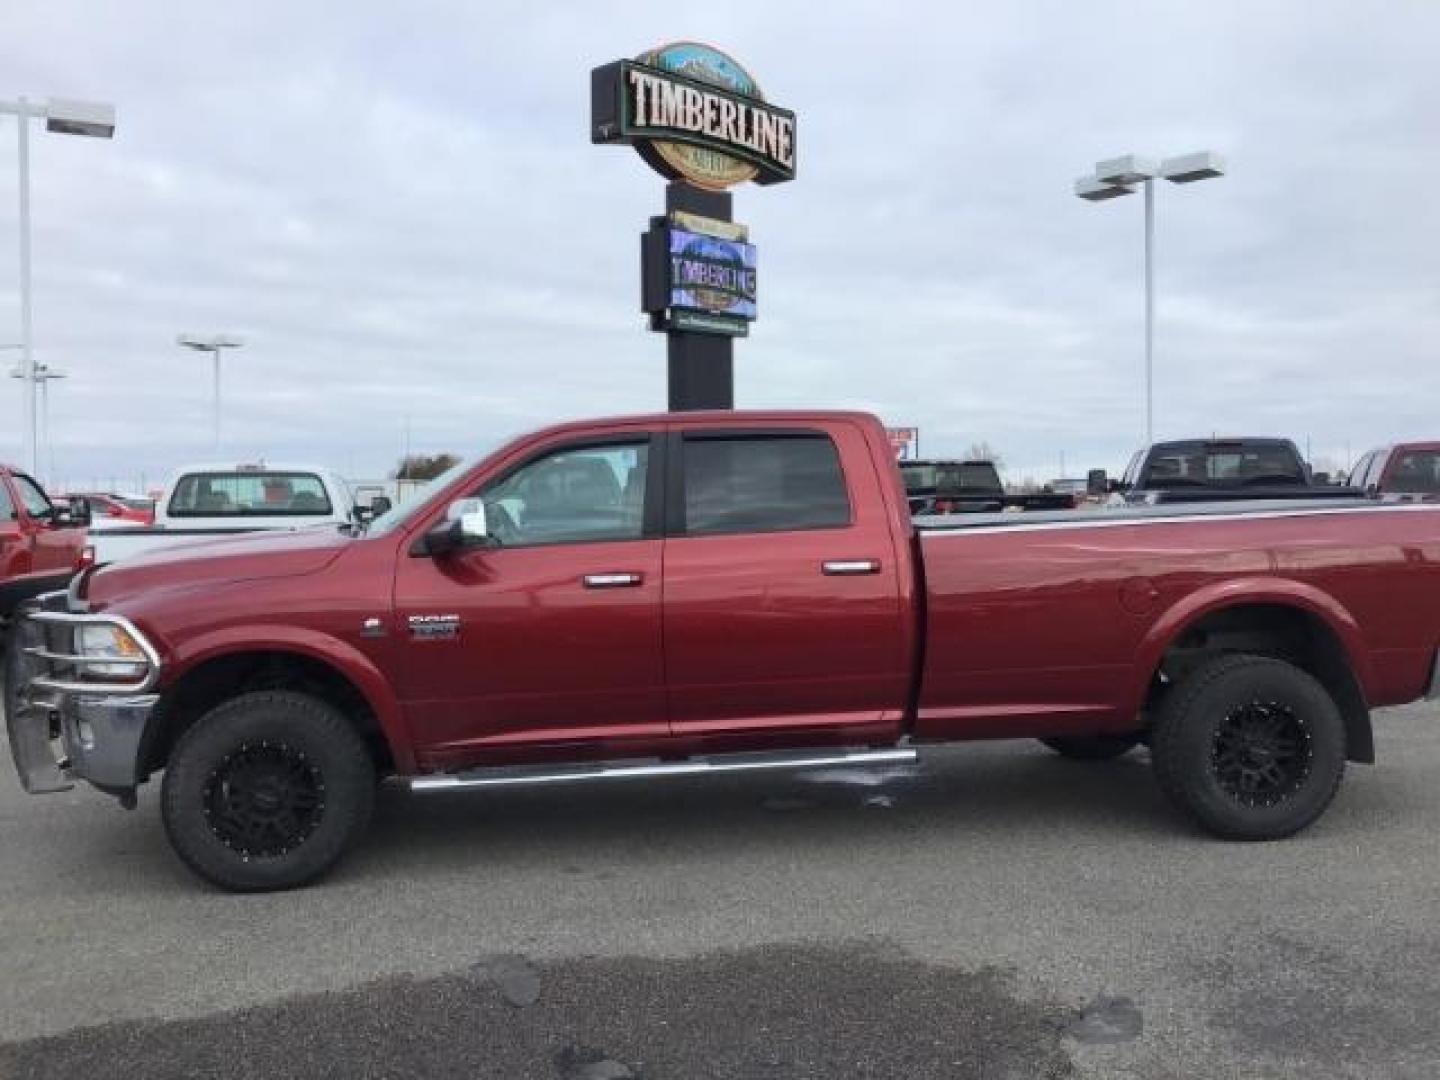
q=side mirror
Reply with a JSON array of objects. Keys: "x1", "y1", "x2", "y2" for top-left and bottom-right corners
[
  {"x1": 1086, "y1": 469, "x2": 1108, "y2": 497},
  {"x1": 370, "y1": 495, "x2": 393, "y2": 517},
  {"x1": 422, "y1": 499, "x2": 490, "y2": 556},
  {"x1": 54, "y1": 499, "x2": 91, "y2": 528}
]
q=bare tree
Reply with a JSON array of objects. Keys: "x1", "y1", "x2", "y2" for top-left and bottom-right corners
[
  {"x1": 393, "y1": 453, "x2": 461, "y2": 481},
  {"x1": 964, "y1": 442, "x2": 1004, "y2": 468}
]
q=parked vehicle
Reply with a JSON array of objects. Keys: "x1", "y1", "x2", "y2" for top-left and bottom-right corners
[
  {"x1": 900, "y1": 458, "x2": 1075, "y2": 514},
  {"x1": 1349, "y1": 443, "x2": 1440, "y2": 503},
  {"x1": 8, "y1": 410, "x2": 1440, "y2": 891},
  {"x1": 1, "y1": 464, "x2": 91, "y2": 649},
  {"x1": 66, "y1": 492, "x2": 156, "y2": 526},
  {"x1": 1049, "y1": 478, "x2": 1089, "y2": 498},
  {"x1": 1104, "y1": 437, "x2": 1364, "y2": 505},
  {"x1": 89, "y1": 463, "x2": 360, "y2": 565}
]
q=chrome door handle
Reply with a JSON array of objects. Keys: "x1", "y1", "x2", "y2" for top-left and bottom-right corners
[
  {"x1": 583, "y1": 572, "x2": 644, "y2": 588},
  {"x1": 822, "y1": 560, "x2": 881, "y2": 576}
]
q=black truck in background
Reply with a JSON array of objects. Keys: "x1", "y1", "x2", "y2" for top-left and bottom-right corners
[
  {"x1": 899, "y1": 459, "x2": 1076, "y2": 515},
  {"x1": 1097, "y1": 437, "x2": 1364, "y2": 506}
]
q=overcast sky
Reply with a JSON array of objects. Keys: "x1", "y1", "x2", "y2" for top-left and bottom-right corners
[{"x1": 2, "y1": 0, "x2": 1437, "y2": 489}]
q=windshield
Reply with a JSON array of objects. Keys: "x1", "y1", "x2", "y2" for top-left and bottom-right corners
[
  {"x1": 901, "y1": 463, "x2": 999, "y2": 494},
  {"x1": 1143, "y1": 444, "x2": 1305, "y2": 488},
  {"x1": 11, "y1": 473, "x2": 54, "y2": 520},
  {"x1": 168, "y1": 471, "x2": 335, "y2": 517},
  {"x1": 1386, "y1": 450, "x2": 1440, "y2": 493},
  {"x1": 366, "y1": 457, "x2": 474, "y2": 537}
]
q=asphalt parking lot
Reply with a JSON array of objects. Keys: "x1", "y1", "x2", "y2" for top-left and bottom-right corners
[{"x1": 2, "y1": 700, "x2": 1438, "y2": 1079}]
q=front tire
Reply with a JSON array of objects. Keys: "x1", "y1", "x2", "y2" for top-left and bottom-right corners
[
  {"x1": 1151, "y1": 654, "x2": 1346, "y2": 840},
  {"x1": 161, "y1": 691, "x2": 375, "y2": 891}
]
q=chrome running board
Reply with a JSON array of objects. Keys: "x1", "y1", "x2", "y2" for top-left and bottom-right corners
[{"x1": 409, "y1": 746, "x2": 917, "y2": 793}]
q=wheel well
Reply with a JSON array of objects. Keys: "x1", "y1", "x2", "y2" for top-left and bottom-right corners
[
  {"x1": 142, "y1": 651, "x2": 395, "y2": 776},
  {"x1": 1151, "y1": 603, "x2": 1373, "y2": 763}
]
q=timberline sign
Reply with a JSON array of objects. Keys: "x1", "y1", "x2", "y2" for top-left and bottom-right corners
[{"x1": 591, "y1": 41, "x2": 796, "y2": 190}]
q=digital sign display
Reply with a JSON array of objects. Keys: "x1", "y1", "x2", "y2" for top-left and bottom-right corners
[
  {"x1": 669, "y1": 228, "x2": 757, "y2": 322},
  {"x1": 641, "y1": 217, "x2": 759, "y2": 337}
]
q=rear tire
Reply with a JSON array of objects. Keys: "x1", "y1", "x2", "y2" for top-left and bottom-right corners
[
  {"x1": 161, "y1": 691, "x2": 375, "y2": 892},
  {"x1": 1039, "y1": 734, "x2": 1141, "y2": 761},
  {"x1": 1151, "y1": 654, "x2": 1346, "y2": 840}
]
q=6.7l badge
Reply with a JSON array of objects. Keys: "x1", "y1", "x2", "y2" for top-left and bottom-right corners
[{"x1": 408, "y1": 613, "x2": 461, "y2": 641}]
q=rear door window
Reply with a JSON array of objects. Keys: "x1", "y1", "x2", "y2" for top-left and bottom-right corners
[
  {"x1": 168, "y1": 472, "x2": 334, "y2": 517},
  {"x1": 680, "y1": 434, "x2": 851, "y2": 535},
  {"x1": 0, "y1": 479, "x2": 15, "y2": 521}
]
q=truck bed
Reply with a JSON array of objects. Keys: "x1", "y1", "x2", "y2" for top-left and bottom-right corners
[{"x1": 912, "y1": 497, "x2": 1440, "y2": 744}]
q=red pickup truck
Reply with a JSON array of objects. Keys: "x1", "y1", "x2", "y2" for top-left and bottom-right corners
[
  {"x1": 1349, "y1": 442, "x2": 1440, "y2": 502},
  {"x1": 1, "y1": 464, "x2": 91, "y2": 644},
  {"x1": 8, "y1": 411, "x2": 1440, "y2": 891}
]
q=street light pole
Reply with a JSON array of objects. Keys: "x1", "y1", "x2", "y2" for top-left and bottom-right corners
[
  {"x1": 1, "y1": 96, "x2": 116, "y2": 472},
  {"x1": 1144, "y1": 176, "x2": 1154, "y2": 445},
  {"x1": 36, "y1": 364, "x2": 66, "y2": 485},
  {"x1": 8, "y1": 361, "x2": 65, "y2": 484},
  {"x1": 16, "y1": 96, "x2": 35, "y2": 474},
  {"x1": 177, "y1": 335, "x2": 245, "y2": 453},
  {"x1": 1075, "y1": 151, "x2": 1225, "y2": 447},
  {"x1": 212, "y1": 349, "x2": 220, "y2": 449}
]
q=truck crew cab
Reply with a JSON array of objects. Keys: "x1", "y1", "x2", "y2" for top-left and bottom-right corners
[{"x1": 8, "y1": 412, "x2": 1440, "y2": 891}]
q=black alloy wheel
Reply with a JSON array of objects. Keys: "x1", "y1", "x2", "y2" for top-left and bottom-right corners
[
  {"x1": 202, "y1": 740, "x2": 326, "y2": 858},
  {"x1": 1152, "y1": 654, "x2": 1346, "y2": 840},
  {"x1": 1210, "y1": 701, "x2": 1311, "y2": 808},
  {"x1": 163, "y1": 691, "x2": 375, "y2": 891}
]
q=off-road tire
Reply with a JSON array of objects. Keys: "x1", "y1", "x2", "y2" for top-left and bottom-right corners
[
  {"x1": 161, "y1": 691, "x2": 375, "y2": 891},
  {"x1": 1151, "y1": 654, "x2": 1346, "y2": 840},
  {"x1": 1039, "y1": 734, "x2": 1142, "y2": 761}
]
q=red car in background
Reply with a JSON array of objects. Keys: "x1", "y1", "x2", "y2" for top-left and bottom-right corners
[
  {"x1": 1349, "y1": 443, "x2": 1440, "y2": 502},
  {"x1": 1, "y1": 464, "x2": 92, "y2": 641},
  {"x1": 66, "y1": 492, "x2": 156, "y2": 525}
]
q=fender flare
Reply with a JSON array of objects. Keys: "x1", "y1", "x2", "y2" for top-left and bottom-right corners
[
  {"x1": 1126, "y1": 576, "x2": 1374, "y2": 721},
  {"x1": 157, "y1": 624, "x2": 416, "y2": 773}
]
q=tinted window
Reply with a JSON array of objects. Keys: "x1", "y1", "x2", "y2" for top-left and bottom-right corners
[
  {"x1": 1386, "y1": 450, "x2": 1440, "y2": 494},
  {"x1": 479, "y1": 442, "x2": 649, "y2": 547},
  {"x1": 12, "y1": 474, "x2": 52, "y2": 519},
  {"x1": 682, "y1": 434, "x2": 850, "y2": 535},
  {"x1": 1142, "y1": 444, "x2": 1305, "y2": 487},
  {"x1": 899, "y1": 463, "x2": 998, "y2": 494},
  {"x1": 168, "y1": 472, "x2": 334, "y2": 517}
]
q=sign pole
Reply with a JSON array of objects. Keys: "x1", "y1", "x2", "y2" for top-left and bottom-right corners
[
  {"x1": 665, "y1": 182, "x2": 734, "y2": 411},
  {"x1": 592, "y1": 43, "x2": 795, "y2": 415}
]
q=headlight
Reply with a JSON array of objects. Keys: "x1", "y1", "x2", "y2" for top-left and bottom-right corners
[{"x1": 76, "y1": 624, "x2": 149, "y2": 678}]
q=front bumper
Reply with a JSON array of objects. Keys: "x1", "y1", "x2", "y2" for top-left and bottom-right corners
[{"x1": 4, "y1": 593, "x2": 161, "y2": 797}]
